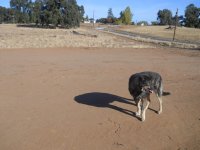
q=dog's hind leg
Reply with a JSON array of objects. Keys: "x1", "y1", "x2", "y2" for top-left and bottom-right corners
[
  {"x1": 141, "y1": 99, "x2": 150, "y2": 121},
  {"x1": 156, "y1": 95, "x2": 162, "y2": 114},
  {"x1": 156, "y1": 81, "x2": 163, "y2": 114},
  {"x1": 135, "y1": 99, "x2": 142, "y2": 117}
]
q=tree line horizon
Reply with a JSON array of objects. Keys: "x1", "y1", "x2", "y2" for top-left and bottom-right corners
[{"x1": 0, "y1": 0, "x2": 199, "y2": 28}]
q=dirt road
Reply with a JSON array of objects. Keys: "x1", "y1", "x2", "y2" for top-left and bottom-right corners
[{"x1": 0, "y1": 47, "x2": 200, "y2": 150}]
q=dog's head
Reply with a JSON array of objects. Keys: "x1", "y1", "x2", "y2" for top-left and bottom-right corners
[
  {"x1": 141, "y1": 86, "x2": 154, "y2": 94},
  {"x1": 138, "y1": 75, "x2": 155, "y2": 92},
  {"x1": 134, "y1": 86, "x2": 154, "y2": 101},
  {"x1": 139, "y1": 75, "x2": 151, "y2": 87}
]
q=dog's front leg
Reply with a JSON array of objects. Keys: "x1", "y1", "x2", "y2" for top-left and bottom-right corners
[
  {"x1": 141, "y1": 100, "x2": 150, "y2": 121},
  {"x1": 156, "y1": 95, "x2": 162, "y2": 114},
  {"x1": 135, "y1": 99, "x2": 141, "y2": 117}
]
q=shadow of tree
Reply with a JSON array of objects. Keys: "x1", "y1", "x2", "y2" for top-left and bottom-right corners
[{"x1": 74, "y1": 92, "x2": 141, "y2": 119}]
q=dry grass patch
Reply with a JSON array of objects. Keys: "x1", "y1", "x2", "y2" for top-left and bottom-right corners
[
  {"x1": 0, "y1": 24, "x2": 154, "y2": 49},
  {"x1": 118, "y1": 25, "x2": 200, "y2": 43}
]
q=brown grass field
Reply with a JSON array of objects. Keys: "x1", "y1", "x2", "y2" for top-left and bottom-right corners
[
  {"x1": 94, "y1": 24, "x2": 200, "y2": 44},
  {"x1": 0, "y1": 24, "x2": 200, "y2": 150},
  {"x1": 0, "y1": 24, "x2": 155, "y2": 49},
  {"x1": 116, "y1": 25, "x2": 200, "y2": 43}
]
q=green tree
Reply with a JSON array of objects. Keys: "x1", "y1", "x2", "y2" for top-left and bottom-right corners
[
  {"x1": 121, "y1": 6, "x2": 133, "y2": 25},
  {"x1": 10, "y1": 0, "x2": 29, "y2": 23},
  {"x1": 62, "y1": 0, "x2": 80, "y2": 28},
  {"x1": 7, "y1": 0, "x2": 82, "y2": 28},
  {"x1": 185, "y1": 4, "x2": 200, "y2": 28},
  {"x1": 79, "y1": 5, "x2": 85, "y2": 22},
  {"x1": 114, "y1": 18, "x2": 122, "y2": 25},
  {"x1": 107, "y1": 8, "x2": 116, "y2": 23},
  {"x1": 0, "y1": 6, "x2": 6, "y2": 23},
  {"x1": 7, "y1": 8, "x2": 15, "y2": 23},
  {"x1": 0, "y1": 6, "x2": 15, "y2": 23},
  {"x1": 151, "y1": 21, "x2": 159, "y2": 25},
  {"x1": 45, "y1": 0, "x2": 58, "y2": 26},
  {"x1": 157, "y1": 9, "x2": 172, "y2": 25},
  {"x1": 85, "y1": 15, "x2": 89, "y2": 21},
  {"x1": 137, "y1": 21, "x2": 148, "y2": 26},
  {"x1": 33, "y1": 0, "x2": 43, "y2": 25},
  {"x1": 26, "y1": 0, "x2": 35, "y2": 23},
  {"x1": 107, "y1": 8, "x2": 114, "y2": 19}
]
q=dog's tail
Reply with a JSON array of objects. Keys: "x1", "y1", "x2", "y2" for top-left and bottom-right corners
[{"x1": 163, "y1": 91, "x2": 171, "y2": 96}]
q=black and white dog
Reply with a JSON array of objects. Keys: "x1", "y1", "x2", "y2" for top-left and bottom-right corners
[{"x1": 129, "y1": 71, "x2": 170, "y2": 121}]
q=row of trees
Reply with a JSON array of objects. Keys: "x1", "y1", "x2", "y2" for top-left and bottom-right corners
[
  {"x1": 96, "y1": 4, "x2": 200, "y2": 28},
  {"x1": 96, "y1": 7, "x2": 133, "y2": 25},
  {"x1": 0, "y1": 0, "x2": 85, "y2": 28},
  {"x1": 156, "y1": 4, "x2": 200, "y2": 28},
  {"x1": 0, "y1": 6, "x2": 15, "y2": 23},
  {"x1": 0, "y1": 2, "x2": 199, "y2": 28}
]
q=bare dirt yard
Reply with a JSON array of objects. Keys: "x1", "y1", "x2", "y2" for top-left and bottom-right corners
[
  {"x1": 0, "y1": 24, "x2": 200, "y2": 150},
  {"x1": 0, "y1": 47, "x2": 200, "y2": 150}
]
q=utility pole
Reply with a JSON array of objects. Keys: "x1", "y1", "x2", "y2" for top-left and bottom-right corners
[
  {"x1": 93, "y1": 10, "x2": 95, "y2": 28},
  {"x1": 173, "y1": 8, "x2": 178, "y2": 41}
]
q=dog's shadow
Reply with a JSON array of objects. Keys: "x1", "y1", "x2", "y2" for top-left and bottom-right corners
[{"x1": 74, "y1": 92, "x2": 140, "y2": 119}]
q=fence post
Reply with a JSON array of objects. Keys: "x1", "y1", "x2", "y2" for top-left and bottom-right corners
[{"x1": 173, "y1": 8, "x2": 178, "y2": 41}]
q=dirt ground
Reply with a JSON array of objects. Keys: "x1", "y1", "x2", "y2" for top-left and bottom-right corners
[{"x1": 0, "y1": 47, "x2": 200, "y2": 150}]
